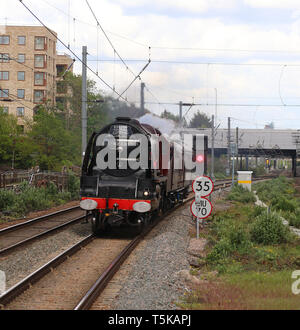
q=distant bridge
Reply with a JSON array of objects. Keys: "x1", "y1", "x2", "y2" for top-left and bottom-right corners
[{"x1": 179, "y1": 128, "x2": 300, "y2": 176}]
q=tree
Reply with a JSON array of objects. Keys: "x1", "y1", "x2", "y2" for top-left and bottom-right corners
[
  {"x1": 188, "y1": 111, "x2": 212, "y2": 128},
  {"x1": 0, "y1": 108, "x2": 21, "y2": 165},
  {"x1": 28, "y1": 107, "x2": 80, "y2": 170},
  {"x1": 160, "y1": 109, "x2": 187, "y2": 126},
  {"x1": 0, "y1": 108, "x2": 34, "y2": 169}
]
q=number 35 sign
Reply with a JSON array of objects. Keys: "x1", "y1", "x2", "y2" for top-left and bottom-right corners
[{"x1": 191, "y1": 176, "x2": 214, "y2": 219}]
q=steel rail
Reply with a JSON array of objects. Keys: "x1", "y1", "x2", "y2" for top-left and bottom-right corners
[
  {"x1": 0, "y1": 175, "x2": 275, "y2": 309},
  {"x1": 73, "y1": 175, "x2": 276, "y2": 310},
  {"x1": 0, "y1": 214, "x2": 87, "y2": 256},
  {"x1": 0, "y1": 235, "x2": 94, "y2": 307},
  {"x1": 74, "y1": 194, "x2": 196, "y2": 310},
  {"x1": 0, "y1": 206, "x2": 81, "y2": 235}
]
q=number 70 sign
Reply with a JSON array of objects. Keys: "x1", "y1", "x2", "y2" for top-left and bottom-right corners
[{"x1": 191, "y1": 176, "x2": 214, "y2": 219}]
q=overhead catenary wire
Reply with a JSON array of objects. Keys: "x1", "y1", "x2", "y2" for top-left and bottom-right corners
[
  {"x1": 91, "y1": 58, "x2": 300, "y2": 67},
  {"x1": 0, "y1": 89, "x2": 33, "y2": 111},
  {"x1": 140, "y1": 101, "x2": 300, "y2": 107},
  {"x1": 18, "y1": 0, "x2": 131, "y2": 104},
  {"x1": 85, "y1": 0, "x2": 152, "y2": 101},
  {"x1": 36, "y1": 0, "x2": 300, "y2": 54},
  {"x1": 85, "y1": 0, "x2": 138, "y2": 78}
]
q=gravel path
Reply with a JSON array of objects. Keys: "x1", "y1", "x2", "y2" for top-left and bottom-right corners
[
  {"x1": 113, "y1": 204, "x2": 192, "y2": 310},
  {"x1": 0, "y1": 222, "x2": 90, "y2": 290}
]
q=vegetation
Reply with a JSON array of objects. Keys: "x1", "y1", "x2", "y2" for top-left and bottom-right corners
[
  {"x1": 254, "y1": 176, "x2": 300, "y2": 228},
  {"x1": 226, "y1": 184, "x2": 256, "y2": 204},
  {"x1": 188, "y1": 110, "x2": 212, "y2": 128},
  {"x1": 180, "y1": 177, "x2": 300, "y2": 310},
  {"x1": 250, "y1": 211, "x2": 292, "y2": 244},
  {"x1": 160, "y1": 109, "x2": 187, "y2": 126},
  {"x1": 0, "y1": 178, "x2": 79, "y2": 219},
  {"x1": 0, "y1": 73, "x2": 146, "y2": 171}
]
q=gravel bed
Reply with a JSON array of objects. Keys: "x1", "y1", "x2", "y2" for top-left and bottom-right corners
[
  {"x1": 113, "y1": 205, "x2": 192, "y2": 310},
  {"x1": 112, "y1": 188, "x2": 229, "y2": 310},
  {"x1": 0, "y1": 222, "x2": 91, "y2": 290}
]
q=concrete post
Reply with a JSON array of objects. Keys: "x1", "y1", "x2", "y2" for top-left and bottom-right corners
[{"x1": 81, "y1": 45, "x2": 87, "y2": 162}]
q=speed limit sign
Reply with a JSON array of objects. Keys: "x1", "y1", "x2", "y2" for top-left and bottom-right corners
[
  {"x1": 192, "y1": 176, "x2": 214, "y2": 197},
  {"x1": 190, "y1": 198, "x2": 212, "y2": 219}
]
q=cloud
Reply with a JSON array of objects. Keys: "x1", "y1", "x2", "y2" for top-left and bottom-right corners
[
  {"x1": 115, "y1": 0, "x2": 238, "y2": 14},
  {"x1": 1, "y1": 0, "x2": 300, "y2": 128},
  {"x1": 244, "y1": 0, "x2": 300, "y2": 9}
]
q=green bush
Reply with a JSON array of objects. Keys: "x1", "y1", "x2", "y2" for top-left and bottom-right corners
[
  {"x1": 1, "y1": 179, "x2": 75, "y2": 217},
  {"x1": 255, "y1": 176, "x2": 296, "y2": 205},
  {"x1": 207, "y1": 215, "x2": 251, "y2": 263},
  {"x1": 0, "y1": 189, "x2": 15, "y2": 211},
  {"x1": 270, "y1": 196, "x2": 298, "y2": 212},
  {"x1": 67, "y1": 173, "x2": 80, "y2": 199},
  {"x1": 250, "y1": 211, "x2": 292, "y2": 245},
  {"x1": 227, "y1": 184, "x2": 256, "y2": 204},
  {"x1": 285, "y1": 209, "x2": 300, "y2": 229},
  {"x1": 251, "y1": 205, "x2": 265, "y2": 217},
  {"x1": 206, "y1": 238, "x2": 233, "y2": 263}
]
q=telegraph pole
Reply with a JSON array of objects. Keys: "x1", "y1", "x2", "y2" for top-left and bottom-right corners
[
  {"x1": 140, "y1": 82, "x2": 145, "y2": 112},
  {"x1": 211, "y1": 115, "x2": 215, "y2": 181},
  {"x1": 179, "y1": 101, "x2": 183, "y2": 126},
  {"x1": 227, "y1": 117, "x2": 231, "y2": 176},
  {"x1": 82, "y1": 46, "x2": 87, "y2": 161},
  {"x1": 236, "y1": 127, "x2": 239, "y2": 170}
]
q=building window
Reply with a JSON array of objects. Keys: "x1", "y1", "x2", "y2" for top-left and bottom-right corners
[
  {"x1": 17, "y1": 89, "x2": 25, "y2": 99},
  {"x1": 0, "y1": 36, "x2": 10, "y2": 45},
  {"x1": 34, "y1": 72, "x2": 46, "y2": 86},
  {"x1": 2, "y1": 107, "x2": 8, "y2": 113},
  {"x1": 0, "y1": 71, "x2": 9, "y2": 80},
  {"x1": 34, "y1": 90, "x2": 45, "y2": 103},
  {"x1": 17, "y1": 107, "x2": 24, "y2": 117},
  {"x1": 0, "y1": 54, "x2": 9, "y2": 62},
  {"x1": 35, "y1": 36, "x2": 46, "y2": 50},
  {"x1": 17, "y1": 54, "x2": 25, "y2": 63},
  {"x1": 0, "y1": 89, "x2": 9, "y2": 98},
  {"x1": 34, "y1": 54, "x2": 46, "y2": 68},
  {"x1": 17, "y1": 71, "x2": 25, "y2": 81},
  {"x1": 56, "y1": 64, "x2": 67, "y2": 77},
  {"x1": 18, "y1": 36, "x2": 26, "y2": 45}
]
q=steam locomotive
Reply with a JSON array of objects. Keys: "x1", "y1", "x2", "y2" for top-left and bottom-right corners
[{"x1": 80, "y1": 117, "x2": 206, "y2": 234}]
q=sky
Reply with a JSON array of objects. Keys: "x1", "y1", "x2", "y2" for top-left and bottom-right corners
[{"x1": 2, "y1": 0, "x2": 300, "y2": 129}]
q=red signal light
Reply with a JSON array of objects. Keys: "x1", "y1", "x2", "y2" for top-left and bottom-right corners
[{"x1": 196, "y1": 154, "x2": 204, "y2": 163}]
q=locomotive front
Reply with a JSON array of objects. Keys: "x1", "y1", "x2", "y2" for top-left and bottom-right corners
[{"x1": 80, "y1": 117, "x2": 162, "y2": 233}]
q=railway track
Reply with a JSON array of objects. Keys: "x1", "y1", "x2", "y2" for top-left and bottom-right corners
[
  {"x1": 0, "y1": 206, "x2": 86, "y2": 255},
  {"x1": 0, "y1": 175, "x2": 276, "y2": 309},
  {"x1": 0, "y1": 174, "x2": 275, "y2": 256},
  {"x1": 0, "y1": 194, "x2": 195, "y2": 309}
]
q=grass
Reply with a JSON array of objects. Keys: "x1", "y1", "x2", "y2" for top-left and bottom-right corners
[
  {"x1": 179, "y1": 271, "x2": 300, "y2": 310},
  {"x1": 180, "y1": 177, "x2": 300, "y2": 309}
]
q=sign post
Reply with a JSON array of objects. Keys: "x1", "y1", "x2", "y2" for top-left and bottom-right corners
[{"x1": 191, "y1": 176, "x2": 214, "y2": 239}]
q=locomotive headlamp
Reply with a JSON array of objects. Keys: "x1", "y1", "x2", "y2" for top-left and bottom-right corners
[
  {"x1": 133, "y1": 202, "x2": 151, "y2": 213},
  {"x1": 80, "y1": 199, "x2": 98, "y2": 210},
  {"x1": 143, "y1": 190, "x2": 149, "y2": 196}
]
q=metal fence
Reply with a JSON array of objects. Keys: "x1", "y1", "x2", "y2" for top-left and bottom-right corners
[{"x1": 0, "y1": 170, "x2": 74, "y2": 191}]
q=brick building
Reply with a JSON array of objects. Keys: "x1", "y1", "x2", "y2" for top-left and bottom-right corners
[{"x1": 0, "y1": 25, "x2": 73, "y2": 129}]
